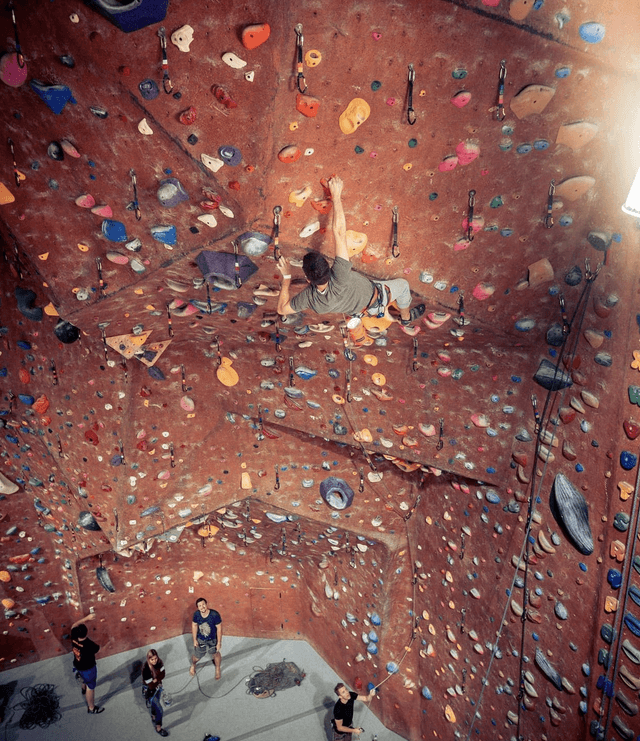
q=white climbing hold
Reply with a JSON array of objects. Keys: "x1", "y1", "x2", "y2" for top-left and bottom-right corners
[
  {"x1": 138, "y1": 118, "x2": 153, "y2": 136},
  {"x1": 218, "y1": 205, "x2": 234, "y2": 218},
  {"x1": 201, "y1": 154, "x2": 224, "y2": 173},
  {"x1": 198, "y1": 214, "x2": 218, "y2": 228},
  {"x1": 244, "y1": 70, "x2": 255, "y2": 82},
  {"x1": 171, "y1": 25, "x2": 194, "y2": 52},
  {"x1": 222, "y1": 52, "x2": 247, "y2": 69},
  {"x1": 299, "y1": 220, "x2": 320, "y2": 238}
]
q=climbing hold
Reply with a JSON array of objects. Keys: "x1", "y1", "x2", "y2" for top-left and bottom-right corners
[
  {"x1": 510, "y1": 84, "x2": 556, "y2": 119},
  {"x1": 139, "y1": 78, "x2": 159, "y2": 100},
  {"x1": 138, "y1": 118, "x2": 153, "y2": 135},
  {"x1": 60, "y1": 139, "x2": 81, "y2": 158},
  {"x1": 91, "y1": 204, "x2": 113, "y2": 217},
  {"x1": 238, "y1": 232, "x2": 271, "y2": 257},
  {"x1": 47, "y1": 142, "x2": 64, "y2": 161},
  {"x1": 300, "y1": 220, "x2": 320, "y2": 238},
  {"x1": 579, "y1": 22, "x2": 605, "y2": 44},
  {"x1": 217, "y1": 357, "x2": 239, "y2": 386},
  {"x1": 179, "y1": 106, "x2": 197, "y2": 125},
  {"x1": 551, "y1": 472, "x2": 594, "y2": 555},
  {"x1": 450, "y1": 91, "x2": 471, "y2": 108},
  {"x1": 150, "y1": 224, "x2": 177, "y2": 245},
  {"x1": 0, "y1": 52, "x2": 28, "y2": 87},
  {"x1": 346, "y1": 230, "x2": 368, "y2": 257},
  {"x1": 339, "y1": 98, "x2": 371, "y2": 135},
  {"x1": 556, "y1": 121, "x2": 598, "y2": 151},
  {"x1": 242, "y1": 23, "x2": 270, "y2": 49},
  {"x1": 54, "y1": 320, "x2": 80, "y2": 344},
  {"x1": 528, "y1": 257, "x2": 554, "y2": 287},
  {"x1": 555, "y1": 176, "x2": 596, "y2": 202},
  {"x1": 509, "y1": 0, "x2": 535, "y2": 21},
  {"x1": 157, "y1": 178, "x2": 189, "y2": 207},
  {"x1": 305, "y1": 49, "x2": 322, "y2": 67},
  {"x1": 198, "y1": 214, "x2": 217, "y2": 228},
  {"x1": 455, "y1": 140, "x2": 480, "y2": 165},
  {"x1": 218, "y1": 145, "x2": 242, "y2": 166},
  {"x1": 438, "y1": 155, "x2": 458, "y2": 172},
  {"x1": 278, "y1": 145, "x2": 302, "y2": 163},
  {"x1": 212, "y1": 85, "x2": 237, "y2": 109},
  {"x1": 201, "y1": 154, "x2": 224, "y2": 173},
  {"x1": 15, "y1": 287, "x2": 43, "y2": 321},
  {"x1": 30, "y1": 80, "x2": 76, "y2": 114},
  {"x1": 289, "y1": 186, "x2": 312, "y2": 208},
  {"x1": 296, "y1": 93, "x2": 320, "y2": 117},
  {"x1": 221, "y1": 52, "x2": 247, "y2": 69},
  {"x1": 75, "y1": 194, "x2": 96, "y2": 208},
  {"x1": 534, "y1": 359, "x2": 573, "y2": 391},
  {"x1": 564, "y1": 265, "x2": 582, "y2": 286},
  {"x1": 620, "y1": 451, "x2": 638, "y2": 470},
  {"x1": 171, "y1": 25, "x2": 194, "y2": 52},
  {"x1": 102, "y1": 219, "x2": 128, "y2": 243}
]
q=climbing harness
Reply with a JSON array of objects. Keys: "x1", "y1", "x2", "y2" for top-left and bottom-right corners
[
  {"x1": 157, "y1": 27, "x2": 173, "y2": 94},
  {"x1": 294, "y1": 25, "x2": 307, "y2": 93},
  {"x1": 129, "y1": 169, "x2": 141, "y2": 221},
  {"x1": 272, "y1": 205, "x2": 282, "y2": 261},
  {"x1": 466, "y1": 190, "x2": 476, "y2": 241},
  {"x1": 406, "y1": 64, "x2": 416, "y2": 125},
  {"x1": 495, "y1": 59, "x2": 506, "y2": 120},
  {"x1": 391, "y1": 206, "x2": 400, "y2": 257},
  {"x1": 246, "y1": 661, "x2": 306, "y2": 698}
]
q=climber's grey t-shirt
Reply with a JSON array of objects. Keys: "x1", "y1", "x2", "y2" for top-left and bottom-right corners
[{"x1": 289, "y1": 256, "x2": 373, "y2": 316}]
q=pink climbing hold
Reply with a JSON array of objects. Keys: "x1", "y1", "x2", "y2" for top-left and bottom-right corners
[
  {"x1": 75, "y1": 194, "x2": 96, "y2": 208},
  {"x1": 482, "y1": 0, "x2": 501, "y2": 5},
  {"x1": 438, "y1": 155, "x2": 458, "y2": 172},
  {"x1": 386, "y1": 98, "x2": 397, "y2": 106},
  {"x1": 471, "y1": 413, "x2": 490, "y2": 428},
  {"x1": 372, "y1": 32, "x2": 382, "y2": 40},
  {"x1": 472, "y1": 282, "x2": 495, "y2": 300},
  {"x1": 450, "y1": 91, "x2": 471, "y2": 108},
  {"x1": 461, "y1": 215, "x2": 484, "y2": 234},
  {"x1": 91, "y1": 204, "x2": 113, "y2": 217},
  {"x1": 455, "y1": 141, "x2": 480, "y2": 165},
  {"x1": 454, "y1": 238, "x2": 471, "y2": 252}
]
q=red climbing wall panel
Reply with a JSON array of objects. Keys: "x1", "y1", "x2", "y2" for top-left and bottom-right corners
[{"x1": 2, "y1": 0, "x2": 640, "y2": 739}]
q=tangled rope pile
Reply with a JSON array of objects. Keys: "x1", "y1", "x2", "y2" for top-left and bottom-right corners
[
  {"x1": 246, "y1": 660, "x2": 305, "y2": 698},
  {"x1": 16, "y1": 684, "x2": 61, "y2": 729}
]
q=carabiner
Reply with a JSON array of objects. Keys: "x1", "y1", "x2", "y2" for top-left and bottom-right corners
[
  {"x1": 496, "y1": 59, "x2": 506, "y2": 121},
  {"x1": 273, "y1": 205, "x2": 282, "y2": 261},
  {"x1": 158, "y1": 27, "x2": 173, "y2": 94},
  {"x1": 466, "y1": 190, "x2": 476, "y2": 242}
]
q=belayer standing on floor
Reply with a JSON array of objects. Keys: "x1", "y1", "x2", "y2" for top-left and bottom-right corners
[
  {"x1": 143, "y1": 648, "x2": 169, "y2": 736},
  {"x1": 190, "y1": 597, "x2": 222, "y2": 679},
  {"x1": 331, "y1": 682, "x2": 375, "y2": 739},
  {"x1": 70, "y1": 612, "x2": 105, "y2": 714},
  {"x1": 276, "y1": 175, "x2": 425, "y2": 326}
]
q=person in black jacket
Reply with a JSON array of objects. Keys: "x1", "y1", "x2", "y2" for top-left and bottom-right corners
[
  {"x1": 70, "y1": 613, "x2": 104, "y2": 714},
  {"x1": 142, "y1": 648, "x2": 169, "y2": 736}
]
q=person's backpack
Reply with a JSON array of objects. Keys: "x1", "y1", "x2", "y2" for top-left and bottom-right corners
[{"x1": 246, "y1": 660, "x2": 305, "y2": 698}]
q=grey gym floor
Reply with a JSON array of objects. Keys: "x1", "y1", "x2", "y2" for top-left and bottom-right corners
[{"x1": 0, "y1": 635, "x2": 407, "y2": 741}]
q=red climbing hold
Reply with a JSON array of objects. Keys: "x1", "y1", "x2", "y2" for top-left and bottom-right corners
[
  {"x1": 278, "y1": 145, "x2": 302, "y2": 163},
  {"x1": 179, "y1": 106, "x2": 197, "y2": 125},
  {"x1": 212, "y1": 85, "x2": 237, "y2": 109},
  {"x1": 241, "y1": 23, "x2": 271, "y2": 50},
  {"x1": 228, "y1": 181, "x2": 240, "y2": 191},
  {"x1": 84, "y1": 430, "x2": 99, "y2": 446},
  {"x1": 296, "y1": 93, "x2": 320, "y2": 118}
]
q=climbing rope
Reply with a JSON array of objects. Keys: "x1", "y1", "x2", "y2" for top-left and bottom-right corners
[
  {"x1": 9, "y1": 684, "x2": 62, "y2": 729},
  {"x1": 246, "y1": 660, "x2": 306, "y2": 698}
]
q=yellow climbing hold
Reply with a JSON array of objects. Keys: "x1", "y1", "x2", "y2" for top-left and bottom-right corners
[
  {"x1": 444, "y1": 705, "x2": 456, "y2": 722},
  {"x1": 631, "y1": 350, "x2": 640, "y2": 370},
  {"x1": 77, "y1": 243, "x2": 90, "y2": 252},
  {"x1": 38, "y1": 252, "x2": 49, "y2": 261},
  {"x1": 403, "y1": 163, "x2": 412, "y2": 171},
  {"x1": 43, "y1": 303, "x2": 59, "y2": 317},
  {"x1": 339, "y1": 98, "x2": 371, "y2": 135}
]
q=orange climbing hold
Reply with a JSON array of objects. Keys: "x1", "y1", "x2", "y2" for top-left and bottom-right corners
[
  {"x1": 32, "y1": 395, "x2": 50, "y2": 415},
  {"x1": 278, "y1": 145, "x2": 302, "y2": 163},
  {"x1": 212, "y1": 85, "x2": 237, "y2": 109},
  {"x1": 179, "y1": 106, "x2": 197, "y2": 125},
  {"x1": 296, "y1": 93, "x2": 320, "y2": 118},
  {"x1": 339, "y1": 98, "x2": 371, "y2": 135},
  {"x1": 241, "y1": 23, "x2": 271, "y2": 50}
]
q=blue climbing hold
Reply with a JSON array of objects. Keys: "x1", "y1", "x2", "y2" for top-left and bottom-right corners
[
  {"x1": 150, "y1": 224, "x2": 177, "y2": 245},
  {"x1": 18, "y1": 394, "x2": 34, "y2": 405},
  {"x1": 218, "y1": 145, "x2": 242, "y2": 166},
  {"x1": 516, "y1": 143, "x2": 532, "y2": 154},
  {"x1": 30, "y1": 80, "x2": 77, "y2": 114},
  {"x1": 102, "y1": 219, "x2": 128, "y2": 243},
  {"x1": 620, "y1": 451, "x2": 637, "y2": 470},
  {"x1": 421, "y1": 686, "x2": 432, "y2": 699},
  {"x1": 139, "y1": 78, "x2": 159, "y2": 100},
  {"x1": 555, "y1": 67, "x2": 571, "y2": 78},
  {"x1": 579, "y1": 22, "x2": 605, "y2": 44},
  {"x1": 607, "y1": 569, "x2": 622, "y2": 589}
]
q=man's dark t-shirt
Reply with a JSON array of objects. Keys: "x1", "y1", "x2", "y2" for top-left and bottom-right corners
[
  {"x1": 192, "y1": 608, "x2": 221, "y2": 643},
  {"x1": 333, "y1": 690, "x2": 358, "y2": 729},
  {"x1": 72, "y1": 637, "x2": 100, "y2": 671}
]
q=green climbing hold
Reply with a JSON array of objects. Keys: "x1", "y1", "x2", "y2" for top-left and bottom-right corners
[
  {"x1": 490, "y1": 196, "x2": 503, "y2": 208},
  {"x1": 429, "y1": 193, "x2": 438, "y2": 201},
  {"x1": 408, "y1": 138, "x2": 418, "y2": 148},
  {"x1": 355, "y1": 146, "x2": 364, "y2": 154},
  {"x1": 371, "y1": 80, "x2": 382, "y2": 91},
  {"x1": 452, "y1": 69, "x2": 467, "y2": 80}
]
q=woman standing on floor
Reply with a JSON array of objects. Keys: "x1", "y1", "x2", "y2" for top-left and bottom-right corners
[{"x1": 143, "y1": 649, "x2": 169, "y2": 736}]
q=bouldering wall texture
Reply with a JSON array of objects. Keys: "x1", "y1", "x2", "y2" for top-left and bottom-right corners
[{"x1": 1, "y1": 0, "x2": 640, "y2": 739}]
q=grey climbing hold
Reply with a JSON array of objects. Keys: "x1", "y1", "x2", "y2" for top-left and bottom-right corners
[
  {"x1": 97, "y1": 566, "x2": 116, "y2": 593},
  {"x1": 157, "y1": 178, "x2": 189, "y2": 207},
  {"x1": 515, "y1": 428, "x2": 533, "y2": 442},
  {"x1": 535, "y1": 647, "x2": 563, "y2": 690},
  {"x1": 564, "y1": 265, "x2": 582, "y2": 286},
  {"x1": 554, "y1": 602, "x2": 568, "y2": 620},
  {"x1": 587, "y1": 231, "x2": 611, "y2": 252},
  {"x1": 551, "y1": 472, "x2": 593, "y2": 555},
  {"x1": 594, "y1": 352, "x2": 612, "y2": 367},
  {"x1": 320, "y1": 477, "x2": 355, "y2": 510},
  {"x1": 54, "y1": 319, "x2": 80, "y2": 344},
  {"x1": 534, "y1": 359, "x2": 573, "y2": 391},
  {"x1": 546, "y1": 323, "x2": 564, "y2": 346},
  {"x1": 15, "y1": 287, "x2": 43, "y2": 321},
  {"x1": 78, "y1": 511, "x2": 101, "y2": 531}
]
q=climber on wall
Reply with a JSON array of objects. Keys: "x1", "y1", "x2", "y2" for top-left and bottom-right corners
[{"x1": 276, "y1": 175, "x2": 425, "y2": 326}]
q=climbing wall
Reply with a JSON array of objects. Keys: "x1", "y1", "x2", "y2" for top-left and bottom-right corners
[{"x1": 1, "y1": 0, "x2": 640, "y2": 739}]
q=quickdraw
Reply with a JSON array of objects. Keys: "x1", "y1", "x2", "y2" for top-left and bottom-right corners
[
  {"x1": 274, "y1": 465, "x2": 280, "y2": 490},
  {"x1": 181, "y1": 364, "x2": 187, "y2": 392},
  {"x1": 406, "y1": 64, "x2": 416, "y2": 125},
  {"x1": 288, "y1": 356, "x2": 295, "y2": 386},
  {"x1": 129, "y1": 169, "x2": 141, "y2": 221},
  {"x1": 466, "y1": 190, "x2": 476, "y2": 242},
  {"x1": 95, "y1": 256, "x2": 105, "y2": 297},
  {"x1": 544, "y1": 180, "x2": 555, "y2": 228},
  {"x1": 495, "y1": 59, "x2": 506, "y2": 120},
  {"x1": 158, "y1": 27, "x2": 173, "y2": 94},
  {"x1": 412, "y1": 337, "x2": 419, "y2": 373},
  {"x1": 232, "y1": 239, "x2": 242, "y2": 288},
  {"x1": 345, "y1": 367, "x2": 352, "y2": 403},
  {"x1": 8, "y1": 138, "x2": 20, "y2": 189},
  {"x1": 273, "y1": 205, "x2": 282, "y2": 261},
  {"x1": 558, "y1": 294, "x2": 569, "y2": 336},
  {"x1": 166, "y1": 302, "x2": 174, "y2": 338},
  {"x1": 436, "y1": 418, "x2": 444, "y2": 450},
  {"x1": 9, "y1": 3, "x2": 25, "y2": 69},
  {"x1": 391, "y1": 206, "x2": 400, "y2": 258},
  {"x1": 294, "y1": 24, "x2": 307, "y2": 93}
]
